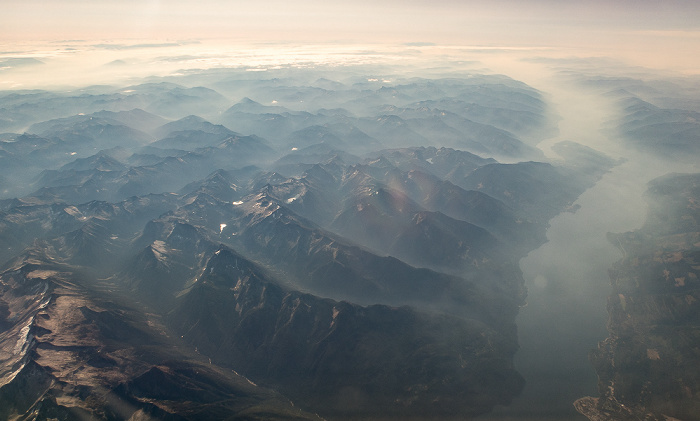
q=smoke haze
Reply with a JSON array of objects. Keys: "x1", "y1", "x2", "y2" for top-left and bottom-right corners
[{"x1": 2, "y1": 2, "x2": 700, "y2": 420}]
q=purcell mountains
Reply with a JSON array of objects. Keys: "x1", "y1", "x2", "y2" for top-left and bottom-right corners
[{"x1": 0, "y1": 70, "x2": 618, "y2": 420}]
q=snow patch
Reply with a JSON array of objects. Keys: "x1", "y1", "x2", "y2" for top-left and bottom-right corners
[
  {"x1": 150, "y1": 240, "x2": 170, "y2": 263},
  {"x1": 26, "y1": 270, "x2": 59, "y2": 280},
  {"x1": 63, "y1": 206, "x2": 83, "y2": 218},
  {"x1": 286, "y1": 197, "x2": 297, "y2": 204},
  {"x1": 14, "y1": 318, "x2": 34, "y2": 355},
  {"x1": 151, "y1": 240, "x2": 167, "y2": 253},
  {"x1": 220, "y1": 223, "x2": 227, "y2": 233},
  {"x1": 232, "y1": 201, "x2": 243, "y2": 205},
  {"x1": 330, "y1": 307, "x2": 340, "y2": 328},
  {"x1": 0, "y1": 361, "x2": 30, "y2": 388}
]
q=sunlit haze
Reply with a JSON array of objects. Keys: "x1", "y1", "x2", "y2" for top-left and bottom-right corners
[
  {"x1": 2, "y1": 0, "x2": 700, "y2": 89},
  {"x1": 2, "y1": 2, "x2": 700, "y2": 421}
]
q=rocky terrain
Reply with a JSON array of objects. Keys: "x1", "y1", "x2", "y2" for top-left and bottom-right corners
[
  {"x1": 0, "y1": 69, "x2": 617, "y2": 420},
  {"x1": 576, "y1": 173, "x2": 700, "y2": 421}
]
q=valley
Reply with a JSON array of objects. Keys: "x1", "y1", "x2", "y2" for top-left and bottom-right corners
[{"x1": 0, "y1": 55, "x2": 698, "y2": 420}]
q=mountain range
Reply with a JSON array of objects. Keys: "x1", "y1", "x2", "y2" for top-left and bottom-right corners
[{"x1": 0, "y1": 69, "x2": 624, "y2": 420}]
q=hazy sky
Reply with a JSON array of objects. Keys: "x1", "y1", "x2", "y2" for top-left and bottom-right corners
[
  {"x1": 2, "y1": 0, "x2": 700, "y2": 73},
  {"x1": 4, "y1": 0, "x2": 700, "y2": 42}
]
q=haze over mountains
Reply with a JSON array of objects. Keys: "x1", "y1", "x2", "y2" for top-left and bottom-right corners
[{"x1": 0, "y1": 49, "x2": 699, "y2": 421}]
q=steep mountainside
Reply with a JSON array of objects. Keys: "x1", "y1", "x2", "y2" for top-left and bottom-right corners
[
  {"x1": 0, "y1": 70, "x2": 618, "y2": 420},
  {"x1": 169, "y1": 246, "x2": 524, "y2": 419},
  {"x1": 0, "y1": 251, "x2": 321, "y2": 421}
]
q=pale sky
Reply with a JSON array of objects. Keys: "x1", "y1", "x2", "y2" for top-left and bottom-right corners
[
  {"x1": 2, "y1": 0, "x2": 700, "y2": 74},
  {"x1": 3, "y1": 0, "x2": 700, "y2": 42}
]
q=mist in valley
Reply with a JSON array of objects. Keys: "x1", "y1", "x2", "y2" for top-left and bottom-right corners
[
  {"x1": 1, "y1": 2, "x2": 700, "y2": 420},
  {"x1": 476, "y1": 58, "x2": 700, "y2": 419}
]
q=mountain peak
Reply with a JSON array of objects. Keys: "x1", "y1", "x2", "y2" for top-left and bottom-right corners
[{"x1": 239, "y1": 97, "x2": 260, "y2": 105}]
